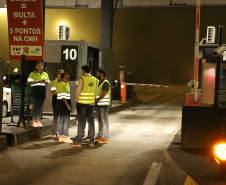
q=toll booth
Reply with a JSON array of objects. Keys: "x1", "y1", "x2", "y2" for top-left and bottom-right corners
[
  {"x1": 42, "y1": 40, "x2": 113, "y2": 114},
  {"x1": 198, "y1": 44, "x2": 226, "y2": 106},
  {"x1": 182, "y1": 44, "x2": 226, "y2": 149}
]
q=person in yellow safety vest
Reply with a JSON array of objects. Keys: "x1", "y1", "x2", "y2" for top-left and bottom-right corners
[
  {"x1": 28, "y1": 61, "x2": 50, "y2": 127},
  {"x1": 94, "y1": 69, "x2": 111, "y2": 144},
  {"x1": 57, "y1": 72, "x2": 73, "y2": 143},
  {"x1": 51, "y1": 69, "x2": 64, "y2": 138},
  {"x1": 71, "y1": 65, "x2": 98, "y2": 147}
]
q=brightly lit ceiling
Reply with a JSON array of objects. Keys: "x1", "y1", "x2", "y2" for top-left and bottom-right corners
[{"x1": 0, "y1": 0, "x2": 226, "y2": 8}]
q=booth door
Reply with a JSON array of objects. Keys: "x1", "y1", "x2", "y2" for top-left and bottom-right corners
[{"x1": 88, "y1": 47, "x2": 99, "y2": 76}]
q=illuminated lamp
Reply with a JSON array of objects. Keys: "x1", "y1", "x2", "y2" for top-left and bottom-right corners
[{"x1": 210, "y1": 135, "x2": 226, "y2": 172}]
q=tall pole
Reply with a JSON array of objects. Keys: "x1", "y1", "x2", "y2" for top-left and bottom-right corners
[
  {"x1": 0, "y1": 58, "x2": 4, "y2": 134},
  {"x1": 17, "y1": 55, "x2": 26, "y2": 127},
  {"x1": 213, "y1": 25, "x2": 224, "y2": 107},
  {"x1": 194, "y1": 0, "x2": 201, "y2": 103}
]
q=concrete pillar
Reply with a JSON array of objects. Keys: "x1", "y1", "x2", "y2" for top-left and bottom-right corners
[{"x1": 100, "y1": 0, "x2": 114, "y2": 49}]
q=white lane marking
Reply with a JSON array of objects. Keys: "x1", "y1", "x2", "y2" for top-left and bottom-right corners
[
  {"x1": 163, "y1": 126, "x2": 176, "y2": 133},
  {"x1": 141, "y1": 125, "x2": 156, "y2": 132},
  {"x1": 143, "y1": 162, "x2": 162, "y2": 185},
  {"x1": 110, "y1": 123, "x2": 121, "y2": 129},
  {"x1": 121, "y1": 124, "x2": 137, "y2": 130}
]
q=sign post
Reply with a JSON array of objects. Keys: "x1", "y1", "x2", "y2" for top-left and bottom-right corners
[
  {"x1": 7, "y1": 0, "x2": 44, "y2": 126},
  {"x1": 17, "y1": 55, "x2": 26, "y2": 127},
  {"x1": 213, "y1": 25, "x2": 224, "y2": 107},
  {"x1": 0, "y1": 58, "x2": 4, "y2": 134},
  {"x1": 194, "y1": 0, "x2": 201, "y2": 103},
  {"x1": 6, "y1": 0, "x2": 44, "y2": 61}
]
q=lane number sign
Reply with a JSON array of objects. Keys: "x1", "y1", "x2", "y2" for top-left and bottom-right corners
[{"x1": 61, "y1": 45, "x2": 78, "y2": 62}]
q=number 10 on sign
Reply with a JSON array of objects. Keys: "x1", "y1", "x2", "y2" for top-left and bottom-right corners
[{"x1": 61, "y1": 46, "x2": 78, "y2": 62}]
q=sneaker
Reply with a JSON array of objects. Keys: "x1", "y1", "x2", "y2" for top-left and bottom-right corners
[
  {"x1": 37, "y1": 122, "x2": 43, "y2": 127},
  {"x1": 33, "y1": 122, "x2": 39, "y2": 127},
  {"x1": 71, "y1": 142, "x2": 82, "y2": 147},
  {"x1": 64, "y1": 137, "x2": 73, "y2": 143},
  {"x1": 58, "y1": 137, "x2": 65, "y2": 142},
  {"x1": 52, "y1": 135, "x2": 57, "y2": 138},
  {"x1": 94, "y1": 136, "x2": 101, "y2": 141},
  {"x1": 99, "y1": 138, "x2": 108, "y2": 144},
  {"x1": 89, "y1": 143, "x2": 94, "y2": 147}
]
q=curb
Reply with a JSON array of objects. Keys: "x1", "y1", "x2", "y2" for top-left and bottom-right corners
[
  {"x1": 1, "y1": 101, "x2": 135, "y2": 148},
  {"x1": 2, "y1": 119, "x2": 77, "y2": 146},
  {"x1": 109, "y1": 100, "x2": 136, "y2": 114},
  {"x1": 0, "y1": 135, "x2": 7, "y2": 151},
  {"x1": 154, "y1": 133, "x2": 199, "y2": 185}
]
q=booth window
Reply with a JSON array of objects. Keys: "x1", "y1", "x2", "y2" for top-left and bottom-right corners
[
  {"x1": 44, "y1": 63, "x2": 62, "y2": 80},
  {"x1": 61, "y1": 61, "x2": 77, "y2": 81}
]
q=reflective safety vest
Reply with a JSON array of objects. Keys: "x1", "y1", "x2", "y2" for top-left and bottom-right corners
[
  {"x1": 51, "y1": 78, "x2": 59, "y2": 93},
  {"x1": 28, "y1": 71, "x2": 50, "y2": 86},
  {"x1": 96, "y1": 79, "x2": 111, "y2": 106},
  {"x1": 78, "y1": 76, "x2": 98, "y2": 104},
  {"x1": 57, "y1": 81, "x2": 71, "y2": 100}
]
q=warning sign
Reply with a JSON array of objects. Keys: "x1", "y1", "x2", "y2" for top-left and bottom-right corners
[{"x1": 7, "y1": 0, "x2": 44, "y2": 60}]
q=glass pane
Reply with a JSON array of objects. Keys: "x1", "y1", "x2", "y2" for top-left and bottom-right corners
[{"x1": 44, "y1": 63, "x2": 61, "y2": 80}]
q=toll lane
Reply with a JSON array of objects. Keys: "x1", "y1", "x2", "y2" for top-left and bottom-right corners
[{"x1": 0, "y1": 88, "x2": 188, "y2": 185}]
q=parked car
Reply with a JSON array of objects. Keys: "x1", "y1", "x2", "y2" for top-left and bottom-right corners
[{"x1": 2, "y1": 86, "x2": 11, "y2": 117}]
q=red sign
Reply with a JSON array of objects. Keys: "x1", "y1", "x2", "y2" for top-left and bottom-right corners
[{"x1": 7, "y1": 0, "x2": 44, "y2": 60}]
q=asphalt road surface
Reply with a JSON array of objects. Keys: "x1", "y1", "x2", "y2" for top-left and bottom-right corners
[{"x1": 0, "y1": 87, "x2": 188, "y2": 185}]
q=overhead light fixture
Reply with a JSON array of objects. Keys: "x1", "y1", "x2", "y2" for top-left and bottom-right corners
[{"x1": 0, "y1": 7, "x2": 7, "y2": 12}]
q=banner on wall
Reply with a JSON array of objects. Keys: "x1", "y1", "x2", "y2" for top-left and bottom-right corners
[{"x1": 7, "y1": 0, "x2": 44, "y2": 60}]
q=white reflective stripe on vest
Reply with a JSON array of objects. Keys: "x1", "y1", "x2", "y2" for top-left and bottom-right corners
[
  {"x1": 58, "y1": 93, "x2": 67, "y2": 96},
  {"x1": 57, "y1": 96, "x2": 70, "y2": 99},
  {"x1": 79, "y1": 100, "x2": 94, "y2": 104},
  {"x1": 79, "y1": 97, "x2": 95, "y2": 100},
  {"x1": 31, "y1": 83, "x2": 46, "y2": 86},
  {"x1": 97, "y1": 95, "x2": 110, "y2": 106},
  {"x1": 81, "y1": 93, "x2": 95, "y2": 95},
  {"x1": 98, "y1": 102, "x2": 110, "y2": 105},
  {"x1": 57, "y1": 97, "x2": 69, "y2": 100},
  {"x1": 99, "y1": 99, "x2": 110, "y2": 102},
  {"x1": 58, "y1": 93, "x2": 70, "y2": 99},
  {"x1": 28, "y1": 78, "x2": 33, "y2": 82}
]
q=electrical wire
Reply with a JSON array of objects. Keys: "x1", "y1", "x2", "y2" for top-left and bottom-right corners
[{"x1": 114, "y1": 0, "x2": 119, "y2": 17}]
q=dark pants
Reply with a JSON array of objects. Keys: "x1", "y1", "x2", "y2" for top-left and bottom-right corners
[
  {"x1": 31, "y1": 97, "x2": 45, "y2": 121},
  {"x1": 52, "y1": 95, "x2": 58, "y2": 135},
  {"x1": 58, "y1": 112, "x2": 70, "y2": 136},
  {"x1": 76, "y1": 103, "x2": 95, "y2": 143},
  {"x1": 57, "y1": 99, "x2": 71, "y2": 137}
]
